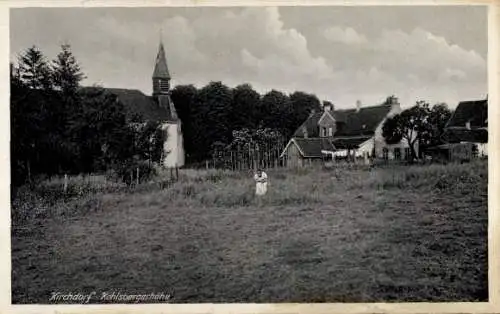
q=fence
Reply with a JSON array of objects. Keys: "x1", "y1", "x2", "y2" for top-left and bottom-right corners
[{"x1": 204, "y1": 141, "x2": 288, "y2": 171}]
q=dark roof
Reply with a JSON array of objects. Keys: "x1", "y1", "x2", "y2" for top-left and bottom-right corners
[
  {"x1": 293, "y1": 104, "x2": 393, "y2": 138},
  {"x1": 293, "y1": 111, "x2": 323, "y2": 137},
  {"x1": 332, "y1": 136, "x2": 372, "y2": 149},
  {"x1": 442, "y1": 98, "x2": 488, "y2": 144},
  {"x1": 446, "y1": 99, "x2": 487, "y2": 128},
  {"x1": 152, "y1": 42, "x2": 171, "y2": 79},
  {"x1": 333, "y1": 104, "x2": 392, "y2": 136},
  {"x1": 80, "y1": 87, "x2": 178, "y2": 123},
  {"x1": 441, "y1": 128, "x2": 488, "y2": 144},
  {"x1": 293, "y1": 138, "x2": 335, "y2": 158}
]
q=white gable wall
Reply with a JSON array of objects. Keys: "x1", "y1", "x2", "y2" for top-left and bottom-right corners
[{"x1": 162, "y1": 122, "x2": 185, "y2": 168}]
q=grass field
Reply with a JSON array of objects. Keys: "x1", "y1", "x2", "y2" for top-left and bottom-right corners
[{"x1": 11, "y1": 160, "x2": 488, "y2": 303}]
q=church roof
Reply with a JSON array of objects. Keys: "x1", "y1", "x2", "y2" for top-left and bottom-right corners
[
  {"x1": 80, "y1": 87, "x2": 178, "y2": 123},
  {"x1": 152, "y1": 42, "x2": 171, "y2": 79}
]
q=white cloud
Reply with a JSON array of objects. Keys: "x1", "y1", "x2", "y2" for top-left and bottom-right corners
[
  {"x1": 323, "y1": 26, "x2": 368, "y2": 45},
  {"x1": 10, "y1": 8, "x2": 486, "y2": 109}
]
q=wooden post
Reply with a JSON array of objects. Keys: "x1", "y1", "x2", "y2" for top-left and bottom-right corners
[
  {"x1": 248, "y1": 144, "x2": 252, "y2": 170},
  {"x1": 170, "y1": 167, "x2": 173, "y2": 180},
  {"x1": 176, "y1": 166, "x2": 179, "y2": 181},
  {"x1": 27, "y1": 160, "x2": 31, "y2": 185},
  {"x1": 63, "y1": 174, "x2": 68, "y2": 194},
  {"x1": 230, "y1": 151, "x2": 234, "y2": 171},
  {"x1": 136, "y1": 167, "x2": 140, "y2": 185},
  {"x1": 206, "y1": 160, "x2": 209, "y2": 170}
]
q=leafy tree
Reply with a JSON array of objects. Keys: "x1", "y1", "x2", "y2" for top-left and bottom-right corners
[
  {"x1": 191, "y1": 81, "x2": 233, "y2": 160},
  {"x1": 17, "y1": 45, "x2": 52, "y2": 90},
  {"x1": 289, "y1": 91, "x2": 322, "y2": 132},
  {"x1": 427, "y1": 103, "x2": 452, "y2": 146},
  {"x1": 231, "y1": 84, "x2": 261, "y2": 129},
  {"x1": 261, "y1": 90, "x2": 292, "y2": 136},
  {"x1": 70, "y1": 87, "x2": 135, "y2": 172},
  {"x1": 171, "y1": 84, "x2": 198, "y2": 162},
  {"x1": 382, "y1": 102, "x2": 430, "y2": 162},
  {"x1": 133, "y1": 120, "x2": 166, "y2": 164}
]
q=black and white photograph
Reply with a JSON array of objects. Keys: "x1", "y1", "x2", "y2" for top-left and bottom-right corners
[{"x1": 7, "y1": 3, "x2": 493, "y2": 306}]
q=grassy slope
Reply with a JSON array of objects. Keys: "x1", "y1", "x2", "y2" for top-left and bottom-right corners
[{"x1": 11, "y1": 161, "x2": 488, "y2": 303}]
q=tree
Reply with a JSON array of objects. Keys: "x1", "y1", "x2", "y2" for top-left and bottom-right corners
[
  {"x1": 427, "y1": 103, "x2": 452, "y2": 147},
  {"x1": 70, "y1": 87, "x2": 135, "y2": 172},
  {"x1": 382, "y1": 102, "x2": 429, "y2": 162},
  {"x1": 133, "y1": 120, "x2": 166, "y2": 164},
  {"x1": 171, "y1": 84, "x2": 198, "y2": 162},
  {"x1": 190, "y1": 81, "x2": 233, "y2": 161},
  {"x1": 17, "y1": 45, "x2": 52, "y2": 90},
  {"x1": 260, "y1": 90, "x2": 292, "y2": 136},
  {"x1": 52, "y1": 44, "x2": 86, "y2": 96},
  {"x1": 289, "y1": 91, "x2": 322, "y2": 133},
  {"x1": 231, "y1": 84, "x2": 261, "y2": 130}
]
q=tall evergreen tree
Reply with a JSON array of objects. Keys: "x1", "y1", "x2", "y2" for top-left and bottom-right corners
[
  {"x1": 52, "y1": 44, "x2": 86, "y2": 96},
  {"x1": 18, "y1": 45, "x2": 52, "y2": 90}
]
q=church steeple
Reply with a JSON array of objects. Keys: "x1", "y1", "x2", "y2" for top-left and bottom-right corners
[{"x1": 152, "y1": 40, "x2": 171, "y2": 96}]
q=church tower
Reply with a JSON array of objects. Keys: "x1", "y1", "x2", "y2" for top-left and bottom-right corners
[{"x1": 152, "y1": 40, "x2": 184, "y2": 168}]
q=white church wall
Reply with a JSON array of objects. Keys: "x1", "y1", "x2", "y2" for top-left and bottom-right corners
[{"x1": 162, "y1": 122, "x2": 183, "y2": 168}]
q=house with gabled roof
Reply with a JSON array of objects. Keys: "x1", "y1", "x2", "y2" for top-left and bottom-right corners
[
  {"x1": 439, "y1": 97, "x2": 488, "y2": 158},
  {"x1": 280, "y1": 96, "x2": 417, "y2": 167},
  {"x1": 82, "y1": 40, "x2": 184, "y2": 168}
]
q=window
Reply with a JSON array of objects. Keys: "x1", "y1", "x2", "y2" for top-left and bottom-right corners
[
  {"x1": 328, "y1": 127, "x2": 333, "y2": 136},
  {"x1": 404, "y1": 148, "x2": 411, "y2": 160},
  {"x1": 322, "y1": 127, "x2": 327, "y2": 137},
  {"x1": 394, "y1": 148, "x2": 401, "y2": 160},
  {"x1": 382, "y1": 147, "x2": 389, "y2": 160}
]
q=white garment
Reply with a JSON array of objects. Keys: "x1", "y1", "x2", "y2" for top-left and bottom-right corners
[{"x1": 254, "y1": 172, "x2": 268, "y2": 196}]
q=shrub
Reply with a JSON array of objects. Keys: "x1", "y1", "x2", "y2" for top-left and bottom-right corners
[{"x1": 112, "y1": 159, "x2": 157, "y2": 185}]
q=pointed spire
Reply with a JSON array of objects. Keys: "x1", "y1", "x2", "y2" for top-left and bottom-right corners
[{"x1": 152, "y1": 39, "x2": 171, "y2": 80}]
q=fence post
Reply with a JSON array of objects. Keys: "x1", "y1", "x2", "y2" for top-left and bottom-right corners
[
  {"x1": 63, "y1": 173, "x2": 68, "y2": 194},
  {"x1": 206, "y1": 160, "x2": 209, "y2": 170},
  {"x1": 136, "y1": 167, "x2": 140, "y2": 185}
]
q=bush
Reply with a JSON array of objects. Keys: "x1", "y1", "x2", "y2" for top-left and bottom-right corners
[{"x1": 112, "y1": 159, "x2": 157, "y2": 185}]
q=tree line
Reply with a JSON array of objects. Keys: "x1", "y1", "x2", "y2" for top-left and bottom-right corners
[{"x1": 170, "y1": 83, "x2": 323, "y2": 164}]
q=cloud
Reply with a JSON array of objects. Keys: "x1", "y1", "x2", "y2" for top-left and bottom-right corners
[
  {"x1": 10, "y1": 7, "x2": 487, "y2": 109},
  {"x1": 323, "y1": 26, "x2": 368, "y2": 45}
]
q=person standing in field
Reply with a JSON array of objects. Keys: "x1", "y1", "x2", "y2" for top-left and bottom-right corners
[{"x1": 254, "y1": 168, "x2": 268, "y2": 197}]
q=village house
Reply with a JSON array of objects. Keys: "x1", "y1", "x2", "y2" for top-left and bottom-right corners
[
  {"x1": 280, "y1": 96, "x2": 417, "y2": 167},
  {"x1": 431, "y1": 98, "x2": 488, "y2": 161},
  {"x1": 83, "y1": 41, "x2": 185, "y2": 168}
]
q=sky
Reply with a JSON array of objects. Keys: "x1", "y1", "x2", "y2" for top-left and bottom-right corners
[{"x1": 10, "y1": 6, "x2": 488, "y2": 109}]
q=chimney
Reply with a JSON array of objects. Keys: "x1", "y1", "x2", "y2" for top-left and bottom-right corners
[
  {"x1": 389, "y1": 96, "x2": 401, "y2": 114},
  {"x1": 302, "y1": 126, "x2": 308, "y2": 138},
  {"x1": 323, "y1": 102, "x2": 334, "y2": 112},
  {"x1": 356, "y1": 100, "x2": 362, "y2": 112}
]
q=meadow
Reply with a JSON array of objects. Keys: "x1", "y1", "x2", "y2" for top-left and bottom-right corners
[{"x1": 11, "y1": 160, "x2": 488, "y2": 303}]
